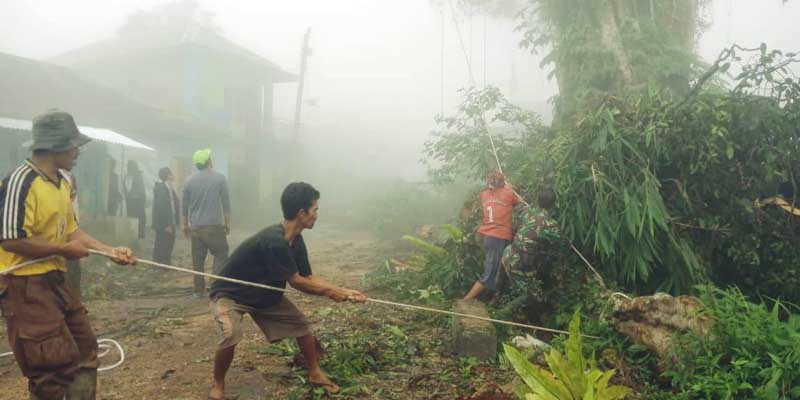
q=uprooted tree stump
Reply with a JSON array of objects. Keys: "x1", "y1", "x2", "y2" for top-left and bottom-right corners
[
  {"x1": 451, "y1": 299, "x2": 497, "y2": 361},
  {"x1": 611, "y1": 292, "x2": 711, "y2": 366}
]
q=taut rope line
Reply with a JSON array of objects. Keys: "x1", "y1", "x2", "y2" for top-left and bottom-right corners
[{"x1": 86, "y1": 250, "x2": 597, "y2": 338}]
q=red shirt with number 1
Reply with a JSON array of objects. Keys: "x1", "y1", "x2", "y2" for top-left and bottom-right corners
[{"x1": 478, "y1": 187, "x2": 519, "y2": 240}]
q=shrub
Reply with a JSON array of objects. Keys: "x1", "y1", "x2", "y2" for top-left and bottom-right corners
[
  {"x1": 664, "y1": 286, "x2": 800, "y2": 399},
  {"x1": 503, "y1": 310, "x2": 631, "y2": 399}
]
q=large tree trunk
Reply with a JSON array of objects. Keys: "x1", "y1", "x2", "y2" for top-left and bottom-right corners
[{"x1": 598, "y1": 0, "x2": 634, "y2": 87}]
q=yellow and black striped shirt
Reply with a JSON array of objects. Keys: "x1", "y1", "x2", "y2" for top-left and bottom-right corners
[{"x1": 0, "y1": 160, "x2": 78, "y2": 276}]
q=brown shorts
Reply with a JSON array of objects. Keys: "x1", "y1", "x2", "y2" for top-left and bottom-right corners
[
  {"x1": 211, "y1": 296, "x2": 310, "y2": 350},
  {"x1": 0, "y1": 271, "x2": 99, "y2": 399}
]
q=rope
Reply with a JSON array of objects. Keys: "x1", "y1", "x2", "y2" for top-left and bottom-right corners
[
  {"x1": 446, "y1": 0, "x2": 504, "y2": 175},
  {"x1": 97, "y1": 339, "x2": 125, "y2": 372},
  {"x1": 0, "y1": 338, "x2": 125, "y2": 372},
  {"x1": 0, "y1": 255, "x2": 58, "y2": 276},
  {"x1": 0, "y1": 257, "x2": 126, "y2": 371},
  {"x1": 87, "y1": 250, "x2": 597, "y2": 338}
]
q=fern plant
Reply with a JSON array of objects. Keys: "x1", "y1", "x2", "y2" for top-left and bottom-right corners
[{"x1": 503, "y1": 310, "x2": 631, "y2": 400}]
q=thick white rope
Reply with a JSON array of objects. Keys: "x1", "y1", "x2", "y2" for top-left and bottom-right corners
[
  {"x1": 0, "y1": 246, "x2": 597, "y2": 372},
  {"x1": 97, "y1": 338, "x2": 125, "y2": 372},
  {"x1": 88, "y1": 250, "x2": 597, "y2": 338},
  {"x1": 0, "y1": 255, "x2": 58, "y2": 276},
  {"x1": 0, "y1": 339, "x2": 125, "y2": 372},
  {"x1": 0, "y1": 257, "x2": 125, "y2": 371}
]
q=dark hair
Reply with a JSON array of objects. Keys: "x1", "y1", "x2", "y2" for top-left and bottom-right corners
[
  {"x1": 538, "y1": 188, "x2": 556, "y2": 210},
  {"x1": 281, "y1": 182, "x2": 320, "y2": 219},
  {"x1": 486, "y1": 170, "x2": 505, "y2": 189},
  {"x1": 196, "y1": 160, "x2": 209, "y2": 170},
  {"x1": 158, "y1": 167, "x2": 172, "y2": 181}
]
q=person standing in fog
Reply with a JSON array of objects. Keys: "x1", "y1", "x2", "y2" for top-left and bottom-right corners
[
  {"x1": 182, "y1": 149, "x2": 230, "y2": 297},
  {"x1": 107, "y1": 158, "x2": 122, "y2": 216},
  {"x1": 152, "y1": 167, "x2": 180, "y2": 265},
  {"x1": 124, "y1": 160, "x2": 147, "y2": 239}
]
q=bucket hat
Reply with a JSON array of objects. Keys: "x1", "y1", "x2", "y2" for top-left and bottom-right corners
[{"x1": 25, "y1": 110, "x2": 91, "y2": 152}]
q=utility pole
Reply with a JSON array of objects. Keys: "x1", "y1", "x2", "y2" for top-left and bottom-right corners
[{"x1": 293, "y1": 28, "x2": 311, "y2": 144}]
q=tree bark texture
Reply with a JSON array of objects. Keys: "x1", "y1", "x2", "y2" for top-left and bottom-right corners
[{"x1": 611, "y1": 292, "x2": 711, "y2": 367}]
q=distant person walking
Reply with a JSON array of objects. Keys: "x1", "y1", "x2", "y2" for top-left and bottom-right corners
[
  {"x1": 464, "y1": 170, "x2": 521, "y2": 301},
  {"x1": 107, "y1": 158, "x2": 122, "y2": 216},
  {"x1": 124, "y1": 160, "x2": 147, "y2": 239},
  {"x1": 182, "y1": 149, "x2": 231, "y2": 297},
  {"x1": 152, "y1": 167, "x2": 180, "y2": 265}
]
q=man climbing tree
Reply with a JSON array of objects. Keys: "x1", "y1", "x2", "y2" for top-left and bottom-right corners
[{"x1": 207, "y1": 182, "x2": 366, "y2": 399}]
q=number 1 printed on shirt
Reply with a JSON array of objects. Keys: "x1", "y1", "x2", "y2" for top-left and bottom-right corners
[{"x1": 487, "y1": 206, "x2": 494, "y2": 223}]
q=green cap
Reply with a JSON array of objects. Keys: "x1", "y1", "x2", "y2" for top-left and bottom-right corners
[
  {"x1": 25, "y1": 110, "x2": 91, "y2": 152},
  {"x1": 193, "y1": 148, "x2": 212, "y2": 166}
]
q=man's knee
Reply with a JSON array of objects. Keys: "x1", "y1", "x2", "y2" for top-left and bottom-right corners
[
  {"x1": 213, "y1": 305, "x2": 244, "y2": 349},
  {"x1": 220, "y1": 319, "x2": 242, "y2": 345}
]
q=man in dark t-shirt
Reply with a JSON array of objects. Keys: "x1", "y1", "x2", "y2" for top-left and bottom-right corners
[{"x1": 207, "y1": 182, "x2": 366, "y2": 399}]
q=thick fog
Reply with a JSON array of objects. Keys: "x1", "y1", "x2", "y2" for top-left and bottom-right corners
[
  {"x1": 1, "y1": 0, "x2": 799, "y2": 231},
  {"x1": 2, "y1": 1, "x2": 798, "y2": 181}
]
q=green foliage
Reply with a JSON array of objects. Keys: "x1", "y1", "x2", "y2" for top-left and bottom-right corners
[
  {"x1": 425, "y1": 86, "x2": 549, "y2": 185},
  {"x1": 503, "y1": 310, "x2": 631, "y2": 400},
  {"x1": 546, "y1": 290, "x2": 663, "y2": 397},
  {"x1": 664, "y1": 286, "x2": 800, "y2": 399},
  {"x1": 425, "y1": 47, "x2": 800, "y2": 299},
  {"x1": 518, "y1": 0, "x2": 709, "y2": 114},
  {"x1": 398, "y1": 224, "x2": 484, "y2": 298}
]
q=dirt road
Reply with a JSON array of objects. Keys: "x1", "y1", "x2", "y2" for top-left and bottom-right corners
[{"x1": 0, "y1": 226, "x2": 512, "y2": 400}]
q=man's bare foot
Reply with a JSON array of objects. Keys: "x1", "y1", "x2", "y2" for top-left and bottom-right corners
[
  {"x1": 208, "y1": 383, "x2": 224, "y2": 400},
  {"x1": 308, "y1": 370, "x2": 340, "y2": 394}
]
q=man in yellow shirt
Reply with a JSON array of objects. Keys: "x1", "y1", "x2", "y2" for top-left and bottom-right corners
[{"x1": 0, "y1": 110, "x2": 136, "y2": 400}]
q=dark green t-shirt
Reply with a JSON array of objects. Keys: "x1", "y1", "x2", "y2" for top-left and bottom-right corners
[{"x1": 210, "y1": 224, "x2": 311, "y2": 308}]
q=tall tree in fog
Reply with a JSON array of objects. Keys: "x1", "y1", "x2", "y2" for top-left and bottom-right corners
[{"x1": 519, "y1": 0, "x2": 710, "y2": 117}]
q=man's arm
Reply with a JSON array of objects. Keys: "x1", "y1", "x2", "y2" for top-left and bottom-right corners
[
  {"x1": 505, "y1": 182, "x2": 526, "y2": 206},
  {"x1": 0, "y1": 236, "x2": 87, "y2": 260},
  {"x1": 288, "y1": 273, "x2": 366, "y2": 302},
  {"x1": 69, "y1": 229, "x2": 136, "y2": 265}
]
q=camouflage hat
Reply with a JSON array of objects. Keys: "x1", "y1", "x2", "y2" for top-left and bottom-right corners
[{"x1": 25, "y1": 110, "x2": 91, "y2": 152}]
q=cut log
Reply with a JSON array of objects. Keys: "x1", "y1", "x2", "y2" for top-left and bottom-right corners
[{"x1": 611, "y1": 292, "x2": 710, "y2": 364}]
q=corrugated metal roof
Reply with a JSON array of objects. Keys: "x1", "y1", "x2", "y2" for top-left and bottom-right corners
[{"x1": 0, "y1": 116, "x2": 155, "y2": 151}]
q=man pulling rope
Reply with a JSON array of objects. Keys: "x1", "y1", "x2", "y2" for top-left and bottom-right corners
[
  {"x1": 205, "y1": 182, "x2": 366, "y2": 398},
  {"x1": 0, "y1": 110, "x2": 136, "y2": 400}
]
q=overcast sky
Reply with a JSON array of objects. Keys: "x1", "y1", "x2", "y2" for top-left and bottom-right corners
[{"x1": 1, "y1": 0, "x2": 798, "y2": 178}]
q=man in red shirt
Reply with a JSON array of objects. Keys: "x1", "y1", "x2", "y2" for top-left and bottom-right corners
[{"x1": 464, "y1": 171, "x2": 521, "y2": 300}]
